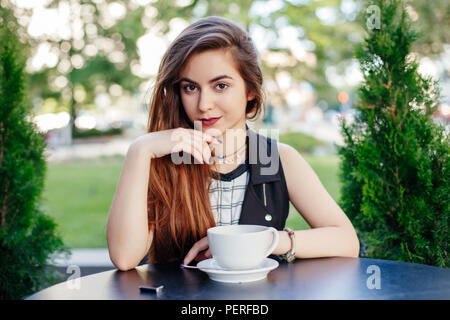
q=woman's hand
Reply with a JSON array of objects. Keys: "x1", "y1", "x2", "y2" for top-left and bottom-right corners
[
  {"x1": 131, "y1": 127, "x2": 222, "y2": 164},
  {"x1": 183, "y1": 236, "x2": 212, "y2": 266}
]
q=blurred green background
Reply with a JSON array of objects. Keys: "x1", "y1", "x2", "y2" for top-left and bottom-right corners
[{"x1": 6, "y1": 0, "x2": 447, "y2": 250}]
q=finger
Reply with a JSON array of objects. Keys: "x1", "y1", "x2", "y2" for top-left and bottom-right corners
[
  {"x1": 183, "y1": 237, "x2": 209, "y2": 265},
  {"x1": 183, "y1": 249, "x2": 195, "y2": 266},
  {"x1": 203, "y1": 128, "x2": 223, "y2": 144},
  {"x1": 194, "y1": 241, "x2": 211, "y2": 262},
  {"x1": 192, "y1": 128, "x2": 222, "y2": 146},
  {"x1": 184, "y1": 245, "x2": 208, "y2": 265},
  {"x1": 192, "y1": 129, "x2": 213, "y2": 144},
  {"x1": 200, "y1": 133, "x2": 222, "y2": 161},
  {"x1": 201, "y1": 139, "x2": 214, "y2": 164},
  {"x1": 182, "y1": 142, "x2": 204, "y2": 165},
  {"x1": 172, "y1": 141, "x2": 204, "y2": 165},
  {"x1": 183, "y1": 251, "x2": 195, "y2": 266},
  {"x1": 194, "y1": 250, "x2": 208, "y2": 262},
  {"x1": 192, "y1": 136, "x2": 213, "y2": 164},
  {"x1": 183, "y1": 246, "x2": 198, "y2": 266},
  {"x1": 191, "y1": 133, "x2": 213, "y2": 164},
  {"x1": 196, "y1": 236, "x2": 210, "y2": 250}
]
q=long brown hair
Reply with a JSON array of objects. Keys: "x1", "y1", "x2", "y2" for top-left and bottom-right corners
[{"x1": 146, "y1": 16, "x2": 265, "y2": 263}]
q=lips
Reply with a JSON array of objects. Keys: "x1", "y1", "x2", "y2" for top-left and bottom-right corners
[{"x1": 201, "y1": 116, "x2": 222, "y2": 126}]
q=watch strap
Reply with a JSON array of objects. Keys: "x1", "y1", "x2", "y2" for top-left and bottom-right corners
[{"x1": 279, "y1": 227, "x2": 295, "y2": 263}]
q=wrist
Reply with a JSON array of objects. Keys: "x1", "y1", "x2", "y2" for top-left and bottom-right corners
[
  {"x1": 129, "y1": 134, "x2": 156, "y2": 159},
  {"x1": 272, "y1": 230, "x2": 291, "y2": 255},
  {"x1": 278, "y1": 228, "x2": 296, "y2": 262}
]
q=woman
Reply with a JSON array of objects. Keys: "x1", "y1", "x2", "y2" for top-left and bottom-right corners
[{"x1": 106, "y1": 16, "x2": 359, "y2": 271}]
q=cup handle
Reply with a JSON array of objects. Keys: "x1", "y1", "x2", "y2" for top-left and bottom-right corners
[{"x1": 264, "y1": 227, "x2": 279, "y2": 257}]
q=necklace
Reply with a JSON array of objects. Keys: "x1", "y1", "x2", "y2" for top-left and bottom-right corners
[
  {"x1": 213, "y1": 140, "x2": 247, "y2": 160},
  {"x1": 214, "y1": 143, "x2": 246, "y2": 165}
]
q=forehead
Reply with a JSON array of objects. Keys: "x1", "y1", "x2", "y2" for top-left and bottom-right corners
[{"x1": 179, "y1": 48, "x2": 241, "y2": 81}]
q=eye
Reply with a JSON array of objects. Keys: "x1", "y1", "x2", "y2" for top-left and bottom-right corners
[
  {"x1": 182, "y1": 84, "x2": 197, "y2": 93},
  {"x1": 216, "y1": 83, "x2": 229, "y2": 91}
]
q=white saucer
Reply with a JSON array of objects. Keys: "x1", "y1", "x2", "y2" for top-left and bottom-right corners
[{"x1": 196, "y1": 258, "x2": 279, "y2": 283}]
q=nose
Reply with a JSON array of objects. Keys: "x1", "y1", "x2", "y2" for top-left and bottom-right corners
[{"x1": 197, "y1": 88, "x2": 215, "y2": 113}]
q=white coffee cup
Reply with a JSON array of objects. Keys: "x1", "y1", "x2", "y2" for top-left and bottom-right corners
[{"x1": 207, "y1": 225, "x2": 279, "y2": 270}]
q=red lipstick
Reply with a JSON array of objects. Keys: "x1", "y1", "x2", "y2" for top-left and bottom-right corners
[{"x1": 201, "y1": 116, "x2": 222, "y2": 126}]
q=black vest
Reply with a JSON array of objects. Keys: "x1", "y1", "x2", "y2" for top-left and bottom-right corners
[
  {"x1": 142, "y1": 126, "x2": 290, "y2": 265},
  {"x1": 238, "y1": 126, "x2": 290, "y2": 231}
]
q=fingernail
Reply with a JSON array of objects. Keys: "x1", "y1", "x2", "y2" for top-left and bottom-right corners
[{"x1": 217, "y1": 139, "x2": 222, "y2": 144}]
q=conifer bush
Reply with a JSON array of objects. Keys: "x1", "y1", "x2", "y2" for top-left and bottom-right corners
[
  {"x1": 338, "y1": 0, "x2": 449, "y2": 267},
  {"x1": 0, "y1": 8, "x2": 68, "y2": 299}
]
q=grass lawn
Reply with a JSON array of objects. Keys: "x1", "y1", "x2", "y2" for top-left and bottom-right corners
[
  {"x1": 42, "y1": 153, "x2": 343, "y2": 249},
  {"x1": 285, "y1": 154, "x2": 342, "y2": 231}
]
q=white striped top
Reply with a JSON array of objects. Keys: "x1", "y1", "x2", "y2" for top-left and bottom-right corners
[{"x1": 209, "y1": 159, "x2": 249, "y2": 226}]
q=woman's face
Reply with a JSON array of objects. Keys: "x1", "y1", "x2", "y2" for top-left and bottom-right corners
[{"x1": 178, "y1": 48, "x2": 255, "y2": 135}]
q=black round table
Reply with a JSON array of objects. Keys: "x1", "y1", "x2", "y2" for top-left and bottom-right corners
[{"x1": 26, "y1": 257, "x2": 450, "y2": 300}]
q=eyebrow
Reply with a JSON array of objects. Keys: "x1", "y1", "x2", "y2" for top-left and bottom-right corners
[{"x1": 178, "y1": 75, "x2": 233, "y2": 85}]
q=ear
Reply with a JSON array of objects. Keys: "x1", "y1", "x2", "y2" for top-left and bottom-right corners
[{"x1": 247, "y1": 90, "x2": 256, "y2": 101}]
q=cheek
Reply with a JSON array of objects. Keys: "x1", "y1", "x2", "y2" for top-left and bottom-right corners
[
  {"x1": 219, "y1": 91, "x2": 247, "y2": 114},
  {"x1": 181, "y1": 94, "x2": 195, "y2": 115}
]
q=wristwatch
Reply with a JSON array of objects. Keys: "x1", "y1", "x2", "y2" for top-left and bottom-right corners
[{"x1": 279, "y1": 227, "x2": 296, "y2": 263}]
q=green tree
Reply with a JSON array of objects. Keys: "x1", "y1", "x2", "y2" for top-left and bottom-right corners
[
  {"x1": 4, "y1": 0, "x2": 147, "y2": 134},
  {"x1": 338, "y1": 0, "x2": 449, "y2": 267},
  {"x1": 0, "y1": 8, "x2": 68, "y2": 299}
]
